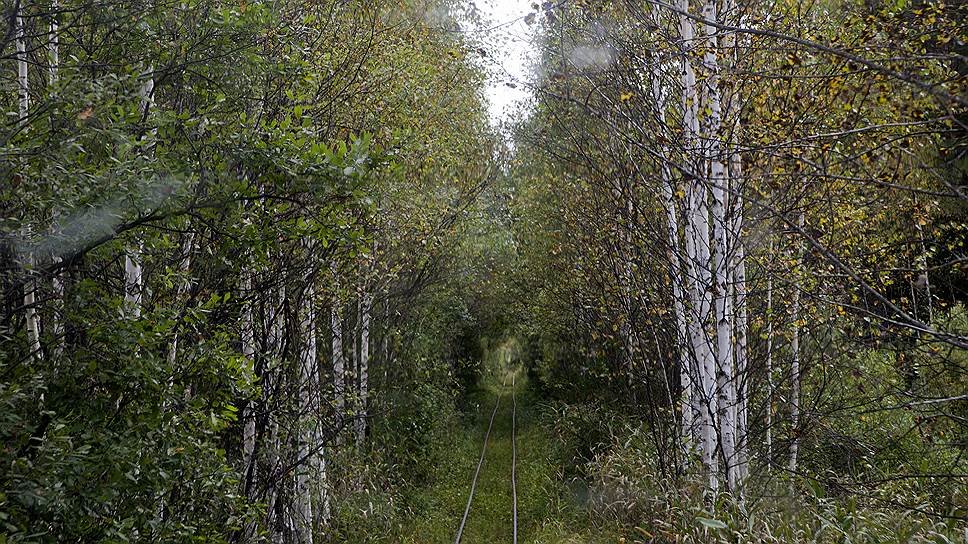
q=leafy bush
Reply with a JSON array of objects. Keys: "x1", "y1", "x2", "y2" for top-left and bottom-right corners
[{"x1": 543, "y1": 405, "x2": 968, "y2": 543}]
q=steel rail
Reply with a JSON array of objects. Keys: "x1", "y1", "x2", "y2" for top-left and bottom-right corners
[
  {"x1": 454, "y1": 377, "x2": 505, "y2": 544},
  {"x1": 511, "y1": 374, "x2": 518, "y2": 544}
]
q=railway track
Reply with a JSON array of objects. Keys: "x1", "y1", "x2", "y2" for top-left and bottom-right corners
[
  {"x1": 454, "y1": 375, "x2": 519, "y2": 544},
  {"x1": 511, "y1": 374, "x2": 518, "y2": 544}
]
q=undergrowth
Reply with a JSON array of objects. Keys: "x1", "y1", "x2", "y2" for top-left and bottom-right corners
[{"x1": 541, "y1": 401, "x2": 968, "y2": 543}]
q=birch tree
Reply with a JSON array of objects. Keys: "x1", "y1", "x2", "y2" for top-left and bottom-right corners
[
  {"x1": 788, "y1": 211, "x2": 805, "y2": 474},
  {"x1": 295, "y1": 274, "x2": 321, "y2": 543},
  {"x1": 331, "y1": 266, "x2": 346, "y2": 442},
  {"x1": 356, "y1": 287, "x2": 372, "y2": 449},
  {"x1": 678, "y1": 0, "x2": 719, "y2": 491},
  {"x1": 17, "y1": 5, "x2": 42, "y2": 362},
  {"x1": 123, "y1": 68, "x2": 154, "y2": 317},
  {"x1": 48, "y1": 1, "x2": 64, "y2": 358}
]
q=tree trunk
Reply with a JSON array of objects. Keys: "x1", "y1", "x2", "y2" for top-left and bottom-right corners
[
  {"x1": 789, "y1": 212, "x2": 805, "y2": 475},
  {"x1": 662, "y1": 161, "x2": 694, "y2": 452},
  {"x1": 266, "y1": 283, "x2": 286, "y2": 540},
  {"x1": 722, "y1": 0, "x2": 748, "y2": 492},
  {"x1": 351, "y1": 299, "x2": 359, "y2": 436},
  {"x1": 124, "y1": 244, "x2": 143, "y2": 318},
  {"x1": 166, "y1": 232, "x2": 195, "y2": 369},
  {"x1": 16, "y1": 8, "x2": 29, "y2": 125},
  {"x1": 240, "y1": 271, "x2": 259, "y2": 541},
  {"x1": 766, "y1": 239, "x2": 774, "y2": 470},
  {"x1": 679, "y1": 0, "x2": 718, "y2": 492},
  {"x1": 295, "y1": 280, "x2": 318, "y2": 544},
  {"x1": 702, "y1": 0, "x2": 738, "y2": 493},
  {"x1": 49, "y1": 3, "x2": 59, "y2": 85},
  {"x1": 49, "y1": 1, "x2": 64, "y2": 359},
  {"x1": 730, "y1": 167, "x2": 749, "y2": 488},
  {"x1": 382, "y1": 286, "x2": 390, "y2": 385},
  {"x1": 17, "y1": 7, "x2": 42, "y2": 362},
  {"x1": 644, "y1": 12, "x2": 694, "y2": 460},
  {"x1": 330, "y1": 267, "x2": 345, "y2": 443},
  {"x1": 356, "y1": 288, "x2": 372, "y2": 450},
  {"x1": 913, "y1": 194, "x2": 933, "y2": 323},
  {"x1": 124, "y1": 63, "x2": 154, "y2": 318}
]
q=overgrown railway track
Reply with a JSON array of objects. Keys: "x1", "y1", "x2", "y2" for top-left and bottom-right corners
[
  {"x1": 454, "y1": 375, "x2": 519, "y2": 543},
  {"x1": 511, "y1": 374, "x2": 518, "y2": 544}
]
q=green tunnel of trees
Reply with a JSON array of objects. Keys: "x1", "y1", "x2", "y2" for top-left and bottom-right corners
[{"x1": 1, "y1": 0, "x2": 966, "y2": 542}]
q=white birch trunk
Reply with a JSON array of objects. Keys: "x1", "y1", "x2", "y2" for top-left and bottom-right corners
[
  {"x1": 913, "y1": 194, "x2": 933, "y2": 322},
  {"x1": 702, "y1": 0, "x2": 737, "y2": 493},
  {"x1": 730, "y1": 161, "x2": 749, "y2": 487},
  {"x1": 766, "y1": 240, "x2": 774, "y2": 470},
  {"x1": 642, "y1": 11, "x2": 693, "y2": 455},
  {"x1": 48, "y1": 3, "x2": 65, "y2": 359},
  {"x1": 49, "y1": 3, "x2": 59, "y2": 85},
  {"x1": 679, "y1": 0, "x2": 718, "y2": 492},
  {"x1": 16, "y1": 7, "x2": 29, "y2": 125},
  {"x1": 789, "y1": 212, "x2": 804, "y2": 474},
  {"x1": 240, "y1": 272, "x2": 259, "y2": 542},
  {"x1": 167, "y1": 233, "x2": 195, "y2": 368},
  {"x1": 124, "y1": 243, "x2": 144, "y2": 317},
  {"x1": 356, "y1": 289, "x2": 372, "y2": 449},
  {"x1": 722, "y1": 0, "x2": 749, "y2": 491},
  {"x1": 24, "y1": 253, "x2": 42, "y2": 361},
  {"x1": 662, "y1": 161, "x2": 695, "y2": 455},
  {"x1": 124, "y1": 64, "x2": 154, "y2": 318},
  {"x1": 295, "y1": 282, "x2": 318, "y2": 544},
  {"x1": 330, "y1": 267, "x2": 346, "y2": 443},
  {"x1": 138, "y1": 65, "x2": 155, "y2": 124},
  {"x1": 123, "y1": 77, "x2": 154, "y2": 317},
  {"x1": 17, "y1": 8, "x2": 42, "y2": 362},
  {"x1": 651, "y1": 60, "x2": 695, "y2": 452},
  {"x1": 265, "y1": 285, "x2": 286, "y2": 540},
  {"x1": 350, "y1": 298, "x2": 359, "y2": 454},
  {"x1": 382, "y1": 287, "x2": 390, "y2": 384}
]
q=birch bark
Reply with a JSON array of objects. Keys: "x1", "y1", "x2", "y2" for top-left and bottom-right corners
[
  {"x1": 650, "y1": 62, "x2": 696, "y2": 456},
  {"x1": 49, "y1": 2, "x2": 64, "y2": 358},
  {"x1": 722, "y1": 0, "x2": 749, "y2": 488},
  {"x1": 166, "y1": 233, "x2": 195, "y2": 368},
  {"x1": 730, "y1": 159, "x2": 749, "y2": 487},
  {"x1": 240, "y1": 271, "x2": 259, "y2": 541},
  {"x1": 356, "y1": 289, "x2": 372, "y2": 449},
  {"x1": 123, "y1": 64, "x2": 154, "y2": 317},
  {"x1": 789, "y1": 211, "x2": 805, "y2": 474},
  {"x1": 295, "y1": 280, "x2": 319, "y2": 544},
  {"x1": 264, "y1": 284, "x2": 286, "y2": 540},
  {"x1": 766, "y1": 240, "x2": 774, "y2": 469},
  {"x1": 330, "y1": 266, "x2": 346, "y2": 444},
  {"x1": 679, "y1": 0, "x2": 719, "y2": 492},
  {"x1": 18, "y1": 8, "x2": 43, "y2": 362},
  {"x1": 701, "y1": 0, "x2": 739, "y2": 493}
]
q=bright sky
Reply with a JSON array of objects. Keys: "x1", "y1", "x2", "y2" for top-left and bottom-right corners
[{"x1": 468, "y1": 0, "x2": 538, "y2": 124}]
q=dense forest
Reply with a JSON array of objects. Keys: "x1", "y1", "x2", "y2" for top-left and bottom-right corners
[{"x1": 0, "y1": 0, "x2": 965, "y2": 542}]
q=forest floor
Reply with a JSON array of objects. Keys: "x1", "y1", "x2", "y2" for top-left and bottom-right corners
[{"x1": 387, "y1": 371, "x2": 621, "y2": 543}]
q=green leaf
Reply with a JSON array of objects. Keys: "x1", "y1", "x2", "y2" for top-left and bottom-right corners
[{"x1": 697, "y1": 517, "x2": 728, "y2": 530}]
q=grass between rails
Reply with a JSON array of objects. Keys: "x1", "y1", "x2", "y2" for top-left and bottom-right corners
[{"x1": 384, "y1": 371, "x2": 622, "y2": 544}]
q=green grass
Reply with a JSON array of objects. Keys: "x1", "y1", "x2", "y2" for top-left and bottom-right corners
[{"x1": 383, "y1": 369, "x2": 622, "y2": 543}]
